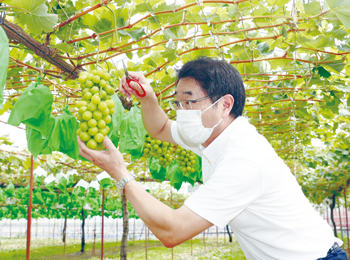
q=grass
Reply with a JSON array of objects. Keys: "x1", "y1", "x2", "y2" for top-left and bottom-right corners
[{"x1": 0, "y1": 237, "x2": 246, "y2": 260}]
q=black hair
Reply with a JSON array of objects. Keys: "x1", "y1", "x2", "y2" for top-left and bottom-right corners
[{"x1": 176, "y1": 56, "x2": 245, "y2": 118}]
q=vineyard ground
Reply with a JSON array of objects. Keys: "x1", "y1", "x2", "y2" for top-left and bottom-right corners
[{"x1": 0, "y1": 237, "x2": 246, "y2": 260}]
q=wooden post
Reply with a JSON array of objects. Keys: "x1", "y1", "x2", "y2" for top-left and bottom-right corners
[
  {"x1": 133, "y1": 216, "x2": 135, "y2": 243},
  {"x1": 92, "y1": 217, "x2": 96, "y2": 256},
  {"x1": 26, "y1": 155, "x2": 34, "y2": 260},
  {"x1": 145, "y1": 225, "x2": 148, "y2": 260},
  {"x1": 90, "y1": 229, "x2": 96, "y2": 256},
  {"x1": 191, "y1": 238, "x2": 193, "y2": 256},
  {"x1": 327, "y1": 206, "x2": 330, "y2": 225},
  {"x1": 216, "y1": 226, "x2": 219, "y2": 246},
  {"x1": 337, "y1": 197, "x2": 344, "y2": 242},
  {"x1": 344, "y1": 189, "x2": 349, "y2": 253},
  {"x1": 203, "y1": 230, "x2": 206, "y2": 250},
  {"x1": 80, "y1": 210, "x2": 86, "y2": 253},
  {"x1": 116, "y1": 218, "x2": 118, "y2": 246},
  {"x1": 224, "y1": 225, "x2": 225, "y2": 242},
  {"x1": 102, "y1": 189, "x2": 105, "y2": 260},
  {"x1": 63, "y1": 210, "x2": 67, "y2": 257}
]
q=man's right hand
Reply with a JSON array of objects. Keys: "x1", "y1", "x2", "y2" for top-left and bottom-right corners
[
  {"x1": 119, "y1": 70, "x2": 176, "y2": 145},
  {"x1": 119, "y1": 71, "x2": 155, "y2": 100}
]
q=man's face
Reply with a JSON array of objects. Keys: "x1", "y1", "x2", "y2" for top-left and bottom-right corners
[{"x1": 175, "y1": 77, "x2": 222, "y2": 128}]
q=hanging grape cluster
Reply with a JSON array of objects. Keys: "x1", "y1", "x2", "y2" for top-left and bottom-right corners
[
  {"x1": 143, "y1": 134, "x2": 174, "y2": 167},
  {"x1": 175, "y1": 146, "x2": 196, "y2": 175},
  {"x1": 75, "y1": 70, "x2": 116, "y2": 150}
]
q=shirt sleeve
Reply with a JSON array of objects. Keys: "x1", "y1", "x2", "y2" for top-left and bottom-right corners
[
  {"x1": 184, "y1": 154, "x2": 262, "y2": 228},
  {"x1": 171, "y1": 121, "x2": 202, "y2": 156}
]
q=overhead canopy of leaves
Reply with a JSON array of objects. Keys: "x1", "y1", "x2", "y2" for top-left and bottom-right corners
[{"x1": 1, "y1": 0, "x2": 350, "y2": 208}]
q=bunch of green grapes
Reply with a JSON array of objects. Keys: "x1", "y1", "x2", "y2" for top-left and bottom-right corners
[
  {"x1": 143, "y1": 135, "x2": 174, "y2": 167},
  {"x1": 175, "y1": 146, "x2": 196, "y2": 175},
  {"x1": 75, "y1": 69, "x2": 116, "y2": 150}
]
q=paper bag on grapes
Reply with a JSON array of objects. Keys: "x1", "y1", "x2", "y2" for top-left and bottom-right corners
[
  {"x1": 165, "y1": 161, "x2": 184, "y2": 190},
  {"x1": 149, "y1": 157, "x2": 166, "y2": 181},
  {"x1": 119, "y1": 105, "x2": 147, "y2": 161},
  {"x1": 26, "y1": 114, "x2": 56, "y2": 158},
  {"x1": 8, "y1": 78, "x2": 54, "y2": 138},
  {"x1": 106, "y1": 94, "x2": 124, "y2": 147},
  {"x1": 49, "y1": 106, "x2": 80, "y2": 159}
]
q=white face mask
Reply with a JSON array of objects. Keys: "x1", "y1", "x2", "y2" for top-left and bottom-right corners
[{"x1": 176, "y1": 97, "x2": 223, "y2": 148}]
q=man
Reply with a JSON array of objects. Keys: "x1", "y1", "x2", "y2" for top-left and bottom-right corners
[{"x1": 78, "y1": 57, "x2": 346, "y2": 260}]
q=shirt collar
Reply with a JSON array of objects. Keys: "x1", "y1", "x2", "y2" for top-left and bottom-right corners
[{"x1": 201, "y1": 116, "x2": 248, "y2": 162}]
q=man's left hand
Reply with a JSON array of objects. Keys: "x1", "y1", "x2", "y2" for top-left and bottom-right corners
[{"x1": 77, "y1": 136, "x2": 129, "y2": 182}]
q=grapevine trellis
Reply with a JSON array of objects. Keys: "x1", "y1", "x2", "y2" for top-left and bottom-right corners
[
  {"x1": 0, "y1": 0, "x2": 350, "y2": 258},
  {"x1": 1, "y1": 0, "x2": 349, "y2": 165}
]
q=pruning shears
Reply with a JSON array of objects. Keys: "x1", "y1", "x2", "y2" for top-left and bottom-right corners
[{"x1": 122, "y1": 60, "x2": 146, "y2": 97}]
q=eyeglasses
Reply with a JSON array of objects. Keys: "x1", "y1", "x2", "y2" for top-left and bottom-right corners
[{"x1": 169, "y1": 96, "x2": 210, "y2": 110}]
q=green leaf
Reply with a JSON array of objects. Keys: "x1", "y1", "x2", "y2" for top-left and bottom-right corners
[
  {"x1": 325, "y1": 63, "x2": 345, "y2": 73},
  {"x1": 281, "y1": 26, "x2": 288, "y2": 38},
  {"x1": 304, "y1": 1, "x2": 322, "y2": 16},
  {"x1": 4, "y1": 0, "x2": 44, "y2": 11},
  {"x1": 53, "y1": 43, "x2": 73, "y2": 53},
  {"x1": 119, "y1": 28, "x2": 145, "y2": 42},
  {"x1": 266, "y1": 0, "x2": 289, "y2": 7},
  {"x1": 161, "y1": 47, "x2": 177, "y2": 60},
  {"x1": 325, "y1": 0, "x2": 350, "y2": 29},
  {"x1": 300, "y1": 36, "x2": 334, "y2": 49},
  {"x1": 332, "y1": 85, "x2": 350, "y2": 92},
  {"x1": 17, "y1": 3, "x2": 58, "y2": 34},
  {"x1": 257, "y1": 42, "x2": 272, "y2": 55},
  {"x1": 314, "y1": 66, "x2": 332, "y2": 78},
  {"x1": 0, "y1": 27, "x2": 9, "y2": 110}
]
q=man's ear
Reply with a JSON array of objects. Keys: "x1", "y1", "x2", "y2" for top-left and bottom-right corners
[{"x1": 222, "y1": 94, "x2": 234, "y2": 117}]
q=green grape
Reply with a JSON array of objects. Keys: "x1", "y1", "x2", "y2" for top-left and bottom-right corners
[
  {"x1": 142, "y1": 134, "x2": 174, "y2": 167},
  {"x1": 75, "y1": 70, "x2": 115, "y2": 150},
  {"x1": 175, "y1": 146, "x2": 197, "y2": 175}
]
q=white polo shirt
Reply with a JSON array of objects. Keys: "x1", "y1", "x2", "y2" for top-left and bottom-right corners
[{"x1": 171, "y1": 116, "x2": 341, "y2": 260}]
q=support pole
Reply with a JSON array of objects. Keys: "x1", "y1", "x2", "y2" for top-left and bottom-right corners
[
  {"x1": 337, "y1": 197, "x2": 344, "y2": 242},
  {"x1": 145, "y1": 225, "x2": 148, "y2": 260},
  {"x1": 133, "y1": 215, "x2": 135, "y2": 243},
  {"x1": 191, "y1": 238, "x2": 193, "y2": 256},
  {"x1": 102, "y1": 189, "x2": 105, "y2": 260},
  {"x1": 216, "y1": 226, "x2": 219, "y2": 246},
  {"x1": 344, "y1": 189, "x2": 349, "y2": 253},
  {"x1": 203, "y1": 230, "x2": 206, "y2": 250},
  {"x1": 26, "y1": 155, "x2": 34, "y2": 260},
  {"x1": 63, "y1": 210, "x2": 67, "y2": 257}
]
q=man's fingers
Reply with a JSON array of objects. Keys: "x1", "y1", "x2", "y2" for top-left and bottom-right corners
[
  {"x1": 103, "y1": 136, "x2": 116, "y2": 151},
  {"x1": 77, "y1": 137, "x2": 93, "y2": 161},
  {"x1": 129, "y1": 81, "x2": 142, "y2": 94},
  {"x1": 120, "y1": 81, "x2": 133, "y2": 97},
  {"x1": 77, "y1": 136, "x2": 103, "y2": 163}
]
